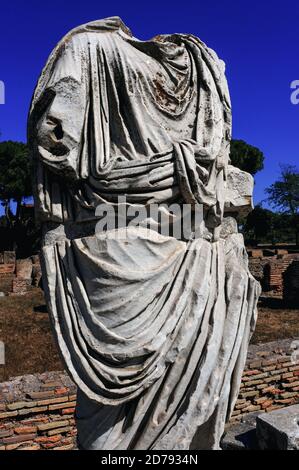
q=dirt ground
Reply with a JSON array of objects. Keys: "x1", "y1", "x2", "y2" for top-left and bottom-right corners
[
  {"x1": 0, "y1": 288, "x2": 298, "y2": 381},
  {"x1": 251, "y1": 295, "x2": 299, "y2": 343},
  {"x1": 0, "y1": 288, "x2": 62, "y2": 382}
]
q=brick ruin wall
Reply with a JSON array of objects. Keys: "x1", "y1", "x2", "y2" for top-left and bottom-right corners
[
  {"x1": 0, "y1": 252, "x2": 41, "y2": 296},
  {"x1": 0, "y1": 252, "x2": 16, "y2": 294},
  {"x1": 231, "y1": 338, "x2": 299, "y2": 423},
  {"x1": 283, "y1": 260, "x2": 299, "y2": 306},
  {"x1": 0, "y1": 339, "x2": 298, "y2": 450},
  {"x1": 1, "y1": 248, "x2": 298, "y2": 299},
  {"x1": 248, "y1": 249, "x2": 299, "y2": 302},
  {"x1": 0, "y1": 372, "x2": 77, "y2": 450}
]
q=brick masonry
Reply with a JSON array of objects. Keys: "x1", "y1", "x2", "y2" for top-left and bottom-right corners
[
  {"x1": 0, "y1": 251, "x2": 16, "y2": 295},
  {"x1": 248, "y1": 251, "x2": 299, "y2": 293},
  {"x1": 231, "y1": 338, "x2": 299, "y2": 423},
  {"x1": 0, "y1": 372, "x2": 77, "y2": 450},
  {"x1": 0, "y1": 252, "x2": 41, "y2": 296},
  {"x1": 283, "y1": 260, "x2": 299, "y2": 307},
  {"x1": 248, "y1": 257, "x2": 271, "y2": 285}
]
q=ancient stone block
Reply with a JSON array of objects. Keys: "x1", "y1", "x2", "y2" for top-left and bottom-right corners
[
  {"x1": 47, "y1": 426, "x2": 72, "y2": 436},
  {"x1": 18, "y1": 406, "x2": 48, "y2": 416},
  {"x1": 257, "y1": 405, "x2": 299, "y2": 449},
  {"x1": 3, "y1": 252, "x2": 16, "y2": 265},
  {"x1": 48, "y1": 401, "x2": 76, "y2": 411},
  {"x1": 16, "y1": 258, "x2": 33, "y2": 280},
  {"x1": 7, "y1": 401, "x2": 36, "y2": 411},
  {"x1": 0, "y1": 410, "x2": 18, "y2": 419},
  {"x1": 28, "y1": 390, "x2": 55, "y2": 400},
  {"x1": 36, "y1": 396, "x2": 68, "y2": 406},
  {"x1": 37, "y1": 420, "x2": 69, "y2": 432},
  {"x1": 14, "y1": 425, "x2": 37, "y2": 435},
  {"x1": 0, "y1": 433, "x2": 36, "y2": 445}
]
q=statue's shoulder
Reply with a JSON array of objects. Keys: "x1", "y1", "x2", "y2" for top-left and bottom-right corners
[{"x1": 60, "y1": 17, "x2": 132, "y2": 46}]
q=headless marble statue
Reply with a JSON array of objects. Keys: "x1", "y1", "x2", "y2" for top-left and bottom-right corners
[{"x1": 28, "y1": 17, "x2": 261, "y2": 450}]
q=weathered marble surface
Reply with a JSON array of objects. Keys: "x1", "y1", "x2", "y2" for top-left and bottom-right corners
[
  {"x1": 28, "y1": 17, "x2": 261, "y2": 450},
  {"x1": 257, "y1": 405, "x2": 299, "y2": 450}
]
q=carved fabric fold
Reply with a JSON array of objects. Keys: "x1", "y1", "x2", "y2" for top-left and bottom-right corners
[
  {"x1": 41, "y1": 228, "x2": 259, "y2": 449},
  {"x1": 28, "y1": 23, "x2": 231, "y2": 227}
]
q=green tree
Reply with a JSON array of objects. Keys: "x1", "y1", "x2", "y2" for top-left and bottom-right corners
[
  {"x1": 265, "y1": 164, "x2": 299, "y2": 245},
  {"x1": 230, "y1": 139, "x2": 265, "y2": 175},
  {"x1": 243, "y1": 205, "x2": 276, "y2": 244},
  {"x1": 0, "y1": 141, "x2": 32, "y2": 225}
]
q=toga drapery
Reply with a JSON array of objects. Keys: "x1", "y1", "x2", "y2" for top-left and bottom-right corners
[{"x1": 28, "y1": 17, "x2": 260, "y2": 450}]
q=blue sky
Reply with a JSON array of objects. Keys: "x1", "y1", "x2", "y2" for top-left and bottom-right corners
[{"x1": 0, "y1": 0, "x2": 298, "y2": 214}]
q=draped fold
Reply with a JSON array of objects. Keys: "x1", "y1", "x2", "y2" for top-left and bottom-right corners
[
  {"x1": 41, "y1": 227, "x2": 260, "y2": 449},
  {"x1": 28, "y1": 18, "x2": 231, "y2": 227}
]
